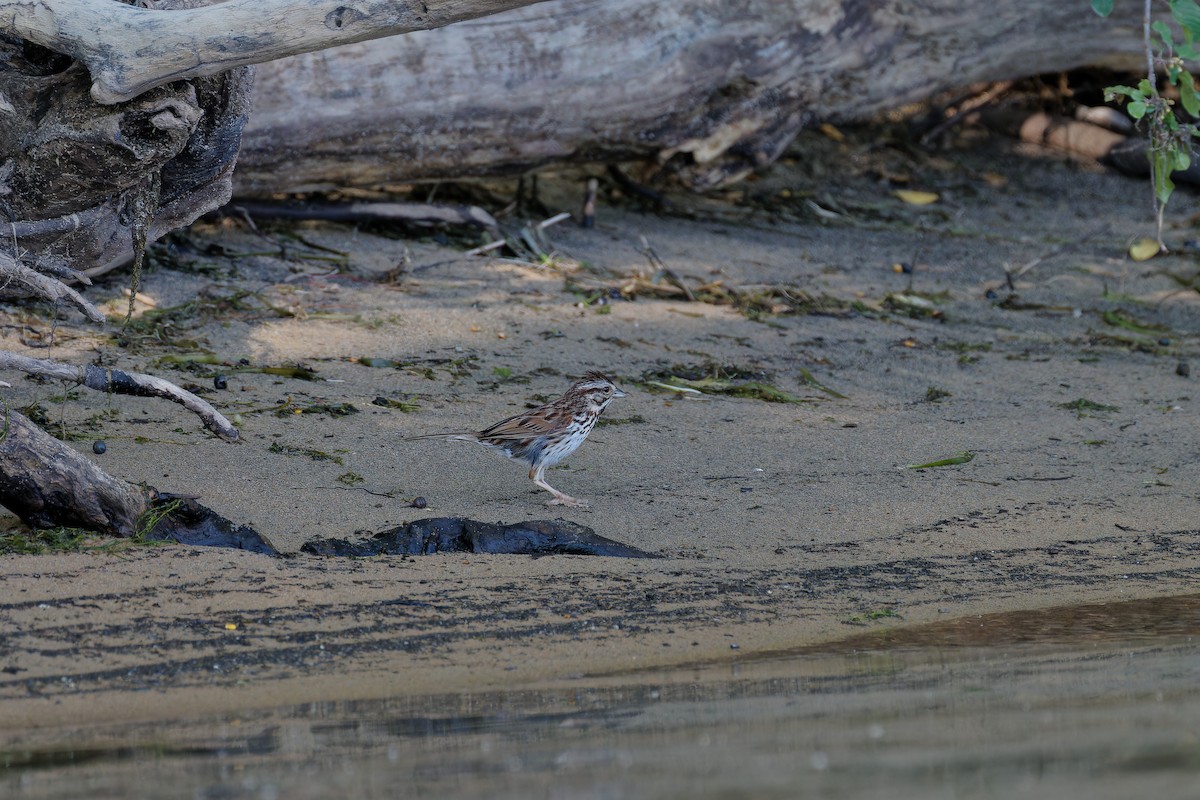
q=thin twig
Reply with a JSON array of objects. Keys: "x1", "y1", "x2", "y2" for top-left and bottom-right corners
[
  {"x1": 639, "y1": 235, "x2": 695, "y2": 301},
  {"x1": 537, "y1": 211, "x2": 572, "y2": 230},
  {"x1": 464, "y1": 212, "x2": 571, "y2": 257},
  {"x1": 920, "y1": 81, "x2": 1013, "y2": 145},
  {"x1": 1003, "y1": 224, "x2": 1110, "y2": 290},
  {"x1": 463, "y1": 239, "x2": 508, "y2": 257},
  {"x1": 0, "y1": 252, "x2": 105, "y2": 323}
]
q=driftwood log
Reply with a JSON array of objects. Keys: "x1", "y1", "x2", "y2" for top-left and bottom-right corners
[
  {"x1": 0, "y1": 0, "x2": 540, "y2": 284},
  {"x1": 0, "y1": 407, "x2": 151, "y2": 534},
  {"x1": 236, "y1": 0, "x2": 1158, "y2": 195},
  {"x1": 2, "y1": 0, "x2": 545, "y2": 104},
  {"x1": 0, "y1": 405, "x2": 278, "y2": 550}
]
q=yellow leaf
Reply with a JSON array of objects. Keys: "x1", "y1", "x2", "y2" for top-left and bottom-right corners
[
  {"x1": 894, "y1": 190, "x2": 939, "y2": 206},
  {"x1": 818, "y1": 123, "x2": 845, "y2": 142},
  {"x1": 224, "y1": 622, "x2": 238, "y2": 631},
  {"x1": 1128, "y1": 237, "x2": 1162, "y2": 262}
]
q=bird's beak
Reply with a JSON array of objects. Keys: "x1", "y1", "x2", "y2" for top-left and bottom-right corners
[{"x1": 613, "y1": 386, "x2": 628, "y2": 398}]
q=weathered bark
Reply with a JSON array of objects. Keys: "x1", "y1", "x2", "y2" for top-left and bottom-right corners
[
  {"x1": 3, "y1": 0, "x2": 545, "y2": 104},
  {"x1": 0, "y1": 40, "x2": 253, "y2": 279},
  {"x1": 0, "y1": 0, "x2": 543, "y2": 281},
  {"x1": 236, "y1": 0, "x2": 1155, "y2": 195},
  {"x1": 0, "y1": 408, "x2": 150, "y2": 534}
]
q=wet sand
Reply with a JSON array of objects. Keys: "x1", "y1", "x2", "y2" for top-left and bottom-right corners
[
  {"x1": 1, "y1": 127, "x2": 1199, "y2": 734},
  {"x1": 6, "y1": 594, "x2": 1200, "y2": 799}
]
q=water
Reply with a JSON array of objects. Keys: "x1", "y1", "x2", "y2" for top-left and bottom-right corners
[{"x1": 5, "y1": 594, "x2": 1200, "y2": 799}]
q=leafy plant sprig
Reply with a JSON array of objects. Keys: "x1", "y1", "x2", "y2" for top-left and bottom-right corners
[{"x1": 1093, "y1": 0, "x2": 1200, "y2": 250}]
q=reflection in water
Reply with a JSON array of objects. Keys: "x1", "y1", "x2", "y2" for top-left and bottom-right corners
[{"x1": 5, "y1": 594, "x2": 1200, "y2": 799}]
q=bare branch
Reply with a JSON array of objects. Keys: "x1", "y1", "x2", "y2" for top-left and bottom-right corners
[
  {"x1": 0, "y1": 352, "x2": 239, "y2": 441},
  {"x1": 0, "y1": 252, "x2": 105, "y2": 323},
  {"x1": 232, "y1": 200, "x2": 499, "y2": 229}
]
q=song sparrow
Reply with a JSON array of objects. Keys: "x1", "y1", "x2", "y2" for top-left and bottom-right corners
[{"x1": 410, "y1": 371, "x2": 627, "y2": 508}]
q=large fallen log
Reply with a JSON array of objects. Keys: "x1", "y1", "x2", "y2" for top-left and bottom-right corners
[
  {"x1": 3, "y1": 0, "x2": 545, "y2": 104},
  {"x1": 0, "y1": 0, "x2": 542, "y2": 281},
  {"x1": 235, "y1": 0, "x2": 1156, "y2": 194}
]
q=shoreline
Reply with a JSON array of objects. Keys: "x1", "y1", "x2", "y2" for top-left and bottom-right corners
[{"x1": 3, "y1": 129, "x2": 1200, "y2": 739}]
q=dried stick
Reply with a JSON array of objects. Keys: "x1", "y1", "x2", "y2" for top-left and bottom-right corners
[
  {"x1": 1002, "y1": 224, "x2": 1110, "y2": 290},
  {"x1": 0, "y1": 252, "x2": 105, "y2": 323},
  {"x1": 581, "y1": 178, "x2": 599, "y2": 228},
  {"x1": 232, "y1": 200, "x2": 499, "y2": 229},
  {"x1": 0, "y1": 352, "x2": 239, "y2": 441}
]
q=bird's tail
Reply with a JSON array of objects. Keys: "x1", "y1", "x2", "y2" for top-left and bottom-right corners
[{"x1": 402, "y1": 433, "x2": 476, "y2": 442}]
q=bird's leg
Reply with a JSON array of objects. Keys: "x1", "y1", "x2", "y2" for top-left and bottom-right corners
[{"x1": 530, "y1": 464, "x2": 589, "y2": 509}]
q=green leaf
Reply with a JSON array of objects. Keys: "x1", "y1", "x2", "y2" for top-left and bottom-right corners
[
  {"x1": 1155, "y1": 19, "x2": 1177, "y2": 50},
  {"x1": 1128, "y1": 99, "x2": 1149, "y2": 119},
  {"x1": 1092, "y1": 0, "x2": 1114, "y2": 15},
  {"x1": 1181, "y1": 74, "x2": 1200, "y2": 116},
  {"x1": 1175, "y1": 148, "x2": 1192, "y2": 171},
  {"x1": 1171, "y1": 0, "x2": 1200, "y2": 38},
  {"x1": 1104, "y1": 84, "x2": 1143, "y2": 101},
  {"x1": 906, "y1": 451, "x2": 976, "y2": 469},
  {"x1": 1153, "y1": 149, "x2": 1177, "y2": 204}
]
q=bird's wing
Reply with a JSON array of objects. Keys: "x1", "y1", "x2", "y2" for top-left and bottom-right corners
[{"x1": 476, "y1": 410, "x2": 560, "y2": 441}]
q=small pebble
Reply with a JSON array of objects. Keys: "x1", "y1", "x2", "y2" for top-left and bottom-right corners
[
  {"x1": 213, "y1": 374, "x2": 228, "y2": 390},
  {"x1": 92, "y1": 440, "x2": 106, "y2": 455},
  {"x1": 985, "y1": 289, "x2": 998, "y2": 300},
  {"x1": 1158, "y1": 338, "x2": 1171, "y2": 347},
  {"x1": 730, "y1": 643, "x2": 740, "y2": 650},
  {"x1": 412, "y1": 496, "x2": 427, "y2": 509},
  {"x1": 1177, "y1": 361, "x2": 1191, "y2": 378}
]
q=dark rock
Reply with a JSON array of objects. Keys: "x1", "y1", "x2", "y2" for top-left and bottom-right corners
[
  {"x1": 302, "y1": 517, "x2": 661, "y2": 558},
  {"x1": 150, "y1": 495, "x2": 279, "y2": 555}
]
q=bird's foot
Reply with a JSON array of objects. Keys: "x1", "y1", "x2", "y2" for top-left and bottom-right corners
[{"x1": 547, "y1": 494, "x2": 590, "y2": 509}]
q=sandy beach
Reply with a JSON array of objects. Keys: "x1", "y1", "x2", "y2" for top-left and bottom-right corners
[{"x1": 1, "y1": 125, "x2": 1198, "y2": 736}]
